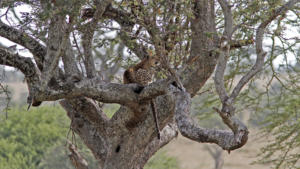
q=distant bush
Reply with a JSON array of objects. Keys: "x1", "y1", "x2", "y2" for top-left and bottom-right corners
[{"x1": 0, "y1": 106, "x2": 69, "y2": 169}]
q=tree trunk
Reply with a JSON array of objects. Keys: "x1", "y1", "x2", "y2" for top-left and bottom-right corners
[{"x1": 60, "y1": 91, "x2": 178, "y2": 169}]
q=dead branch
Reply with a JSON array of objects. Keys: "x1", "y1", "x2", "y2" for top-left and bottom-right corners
[{"x1": 67, "y1": 141, "x2": 89, "y2": 169}]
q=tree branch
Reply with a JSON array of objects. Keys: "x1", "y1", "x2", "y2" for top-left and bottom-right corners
[
  {"x1": 61, "y1": 100, "x2": 108, "y2": 166},
  {"x1": 217, "y1": 0, "x2": 234, "y2": 38},
  {"x1": 32, "y1": 77, "x2": 172, "y2": 112},
  {"x1": 81, "y1": 0, "x2": 113, "y2": 78},
  {"x1": 41, "y1": 14, "x2": 73, "y2": 88},
  {"x1": 212, "y1": 1, "x2": 299, "y2": 135},
  {"x1": 35, "y1": 77, "x2": 140, "y2": 108},
  {"x1": 229, "y1": 0, "x2": 299, "y2": 103},
  {"x1": 0, "y1": 47, "x2": 38, "y2": 78},
  {"x1": 213, "y1": 0, "x2": 234, "y2": 104},
  {"x1": 60, "y1": 98, "x2": 109, "y2": 134},
  {"x1": 0, "y1": 20, "x2": 46, "y2": 70},
  {"x1": 81, "y1": 22, "x2": 97, "y2": 78},
  {"x1": 62, "y1": 39, "x2": 81, "y2": 76},
  {"x1": 0, "y1": 47, "x2": 42, "y2": 107},
  {"x1": 181, "y1": 0, "x2": 218, "y2": 96},
  {"x1": 175, "y1": 91, "x2": 248, "y2": 152},
  {"x1": 214, "y1": 48, "x2": 229, "y2": 103}
]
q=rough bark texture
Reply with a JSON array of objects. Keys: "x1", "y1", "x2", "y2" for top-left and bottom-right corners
[{"x1": 1, "y1": 0, "x2": 299, "y2": 168}]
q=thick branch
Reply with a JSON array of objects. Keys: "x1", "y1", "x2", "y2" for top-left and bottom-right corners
[
  {"x1": 0, "y1": 47, "x2": 41, "y2": 107},
  {"x1": 181, "y1": 0, "x2": 218, "y2": 96},
  {"x1": 62, "y1": 39, "x2": 81, "y2": 76},
  {"x1": 61, "y1": 99, "x2": 108, "y2": 166},
  {"x1": 81, "y1": 24, "x2": 97, "y2": 78},
  {"x1": 40, "y1": 14, "x2": 66, "y2": 84},
  {"x1": 229, "y1": 0, "x2": 299, "y2": 103},
  {"x1": 0, "y1": 20, "x2": 46, "y2": 70},
  {"x1": 42, "y1": 21, "x2": 70, "y2": 88},
  {"x1": 217, "y1": 0, "x2": 234, "y2": 38},
  {"x1": 60, "y1": 98, "x2": 108, "y2": 134},
  {"x1": 81, "y1": 0, "x2": 113, "y2": 78},
  {"x1": 175, "y1": 91, "x2": 248, "y2": 151},
  {"x1": 35, "y1": 77, "x2": 140, "y2": 108},
  {"x1": 0, "y1": 47, "x2": 38, "y2": 78},
  {"x1": 33, "y1": 76, "x2": 174, "y2": 112}
]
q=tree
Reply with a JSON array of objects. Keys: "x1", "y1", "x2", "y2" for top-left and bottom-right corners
[{"x1": 0, "y1": 0, "x2": 299, "y2": 168}]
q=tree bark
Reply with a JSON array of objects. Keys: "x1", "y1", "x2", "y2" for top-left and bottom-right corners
[{"x1": 1, "y1": 0, "x2": 299, "y2": 168}]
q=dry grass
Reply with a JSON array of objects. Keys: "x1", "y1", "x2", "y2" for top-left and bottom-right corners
[
  {"x1": 162, "y1": 130, "x2": 270, "y2": 169},
  {"x1": 5, "y1": 82, "x2": 27, "y2": 103}
]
